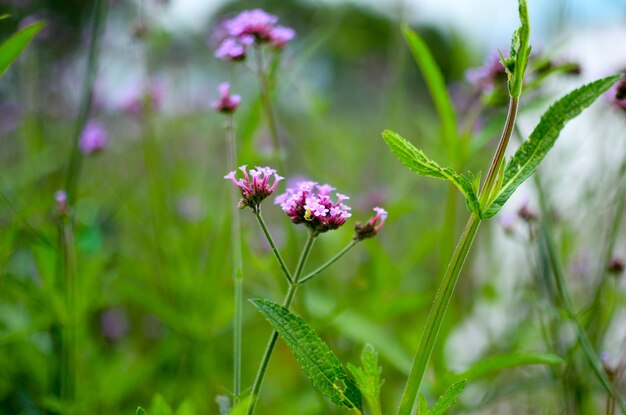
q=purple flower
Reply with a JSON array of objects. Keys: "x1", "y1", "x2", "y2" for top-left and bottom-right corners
[
  {"x1": 213, "y1": 9, "x2": 295, "y2": 61},
  {"x1": 275, "y1": 181, "x2": 352, "y2": 234},
  {"x1": 466, "y1": 52, "x2": 507, "y2": 92},
  {"x1": 101, "y1": 308, "x2": 130, "y2": 342},
  {"x1": 119, "y1": 79, "x2": 164, "y2": 116},
  {"x1": 79, "y1": 120, "x2": 108, "y2": 155},
  {"x1": 225, "y1": 165, "x2": 283, "y2": 211},
  {"x1": 608, "y1": 75, "x2": 626, "y2": 112},
  {"x1": 212, "y1": 82, "x2": 241, "y2": 113},
  {"x1": 55, "y1": 190, "x2": 68, "y2": 215},
  {"x1": 354, "y1": 207, "x2": 388, "y2": 240}
]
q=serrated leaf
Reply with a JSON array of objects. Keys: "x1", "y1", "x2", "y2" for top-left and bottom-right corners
[
  {"x1": 136, "y1": 407, "x2": 147, "y2": 415},
  {"x1": 382, "y1": 129, "x2": 481, "y2": 214},
  {"x1": 251, "y1": 299, "x2": 362, "y2": 412},
  {"x1": 429, "y1": 380, "x2": 467, "y2": 415},
  {"x1": 447, "y1": 352, "x2": 564, "y2": 383},
  {"x1": 347, "y1": 344, "x2": 383, "y2": 415},
  {"x1": 417, "y1": 393, "x2": 429, "y2": 415},
  {"x1": 483, "y1": 75, "x2": 621, "y2": 218},
  {"x1": 401, "y1": 24, "x2": 458, "y2": 163},
  {"x1": 0, "y1": 22, "x2": 44, "y2": 77}
]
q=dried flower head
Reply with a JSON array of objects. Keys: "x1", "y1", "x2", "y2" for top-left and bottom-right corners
[
  {"x1": 354, "y1": 207, "x2": 388, "y2": 241},
  {"x1": 225, "y1": 165, "x2": 283, "y2": 211},
  {"x1": 275, "y1": 181, "x2": 352, "y2": 234},
  {"x1": 212, "y1": 82, "x2": 241, "y2": 113},
  {"x1": 79, "y1": 120, "x2": 108, "y2": 155}
]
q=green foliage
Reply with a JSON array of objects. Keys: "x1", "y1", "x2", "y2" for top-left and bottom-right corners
[
  {"x1": 381, "y1": 130, "x2": 480, "y2": 214},
  {"x1": 500, "y1": 0, "x2": 531, "y2": 97},
  {"x1": 417, "y1": 380, "x2": 467, "y2": 415},
  {"x1": 347, "y1": 344, "x2": 383, "y2": 415},
  {"x1": 483, "y1": 75, "x2": 621, "y2": 218},
  {"x1": 401, "y1": 24, "x2": 458, "y2": 163},
  {"x1": 136, "y1": 407, "x2": 147, "y2": 415},
  {"x1": 446, "y1": 352, "x2": 564, "y2": 383},
  {"x1": 250, "y1": 299, "x2": 362, "y2": 412},
  {"x1": 0, "y1": 22, "x2": 44, "y2": 77},
  {"x1": 149, "y1": 395, "x2": 173, "y2": 415}
]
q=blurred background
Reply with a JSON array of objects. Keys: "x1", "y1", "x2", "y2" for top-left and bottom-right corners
[{"x1": 1, "y1": 0, "x2": 626, "y2": 414}]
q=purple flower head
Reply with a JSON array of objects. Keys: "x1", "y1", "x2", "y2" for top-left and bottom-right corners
[
  {"x1": 608, "y1": 75, "x2": 626, "y2": 112},
  {"x1": 79, "y1": 120, "x2": 108, "y2": 155},
  {"x1": 215, "y1": 36, "x2": 251, "y2": 61},
  {"x1": 55, "y1": 190, "x2": 68, "y2": 216},
  {"x1": 225, "y1": 165, "x2": 283, "y2": 211},
  {"x1": 466, "y1": 52, "x2": 507, "y2": 92},
  {"x1": 226, "y1": 9, "x2": 278, "y2": 41},
  {"x1": 212, "y1": 82, "x2": 241, "y2": 113},
  {"x1": 119, "y1": 79, "x2": 164, "y2": 116},
  {"x1": 275, "y1": 181, "x2": 352, "y2": 234},
  {"x1": 269, "y1": 25, "x2": 295, "y2": 48},
  {"x1": 354, "y1": 207, "x2": 388, "y2": 241}
]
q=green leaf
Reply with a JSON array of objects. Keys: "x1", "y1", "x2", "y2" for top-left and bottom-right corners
[
  {"x1": 347, "y1": 344, "x2": 383, "y2": 415},
  {"x1": 501, "y1": 0, "x2": 531, "y2": 97},
  {"x1": 251, "y1": 299, "x2": 362, "y2": 412},
  {"x1": 401, "y1": 24, "x2": 458, "y2": 163},
  {"x1": 0, "y1": 22, "x2": 44, "y2": 77},
  {"x1": 448, "y1": 352, "x2": 564, "y2": 383},
  {"x1": 382, "y1": 129, "x2": 481, "y2": 214},
  {"x1": 483, "y1": 75, "x2": 621, "y2": 218},
  {"x1": 136, "y1": 407, "x2": 147, "y2": 415},
  {"x1": 229, "y1": 396, "x2": 253, "y2": 415},
  {"x1": 149, "y1": 394, "x2": 173, "y2": 415},
  {"x1": 429, "y1": 380, "x2": 467, "y2": 415}
]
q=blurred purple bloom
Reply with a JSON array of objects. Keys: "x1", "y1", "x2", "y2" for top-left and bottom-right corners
[
  {"x1": 275, "y1": 181, "x2": 352, "y2": 234},
  {"x1": 607, "y1": 75, "x2": 626, "y2": 112},
  {"x1": 225, "y1": 165, "x2": 283, "y2": 211},
  {"x1": 55, "y1": 190, "x2": 68, "y2": 215},
  {"x1": 79, "y1": 120, "x2": 108, "y2": 155},
  {"x1": 215, "y1": 36, "x2": 250, "y2": 61},
  {"x1": 354, "y1": 207, "x2": 388, "y2": 240},
  {"x1": 269, "y1": 25, "x2": 295, "y2": 48},
  {"x1": 226, "y1": 9, "x2": 278, "y2": 40},
  {"x1": 101, "y1": 308, "x2": 130, "y2": 341},
  {"x1": 466, "y1": 52, "x2": 507, "y2": 92},
  {"x1": 212, "y1": 82, "x2": 241, "y2": 113},
  {"x1": 119, "y1": 79, "x2": 164, "y2": 116}
]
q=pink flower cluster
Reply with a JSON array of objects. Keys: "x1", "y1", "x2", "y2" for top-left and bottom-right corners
[
  {"x1": 354, "y1": 207, "x2": 388, "y2": 240},
  {"x1": 215, "y1": 9, "x2": 295, "y2": 61},
  {"x1": 225, "y1": 165, "x2": 283, "y2": 211},
  {"x1": 275, "y1": 182, "x2": 352, "y2": 234},
  {"x1": 212, "y1": 82, "x2": 241, "y2": 113}
]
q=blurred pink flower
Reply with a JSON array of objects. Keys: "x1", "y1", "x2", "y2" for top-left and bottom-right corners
[
  {"x1": 79, "y1": 120, "x2": 108, "y2": 155},
  {"x1": 212, "y1": 82, "x2": 241, "y2": 113}
]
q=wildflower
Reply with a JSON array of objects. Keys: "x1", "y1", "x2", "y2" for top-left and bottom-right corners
[
  {"x1": 354, "y1": 207, "x2": 388, "y2": 241},
  {"x1": 466, "y1": 52, "x2": 507, "y2": 92},
  {"x1": 608, "y1": 75, "x2": 626, "y2": 112},
  {"x1": 225, "y1": 165, "x2": 283, "y2": 211},
  {"x1": 79, "y1": 121, "x2": 108, "y2": 155},
  {"x1": 214, "y1": 9, "x2": 295, "y2": 61},
  {"x1": 119, "y1": 78, "x2": 164, "y2": 116},
  {"x1": 498, "y1": 211, "x2": 516, "y2": 234},
  {"x1": 212, "y1": 82, "x2": 241, "y2": 113},
  {"x1": 275, "y1": 181, "x2": 352, "y2": 234},
  {"x1": 101, "y1": 308, "x2": 130, "y2": 342},
  {"x1": 55, "y1": 190, "x2": 68, "y2": 216}
]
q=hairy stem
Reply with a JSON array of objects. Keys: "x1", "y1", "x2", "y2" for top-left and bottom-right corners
[
  {"x1": 247, "y1": 230, "x2": 316, "y2": 415},
  {"x1": 64, "y1": 0, "x2": 108, "y2": 205},
  {"x1": 397, "y1": 96, "x2": 519, "y2": 415},
  {"x1": 255, "y1": 211, "x2": 293, "y2": 284}
]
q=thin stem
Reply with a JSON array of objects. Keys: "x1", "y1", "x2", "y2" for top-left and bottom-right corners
[
  {"x1": 536, "y1": 187, "x2": 626, "y2": 413},
  {"x1": 226, "y1": 114, "x2": 244, "y2": 404},
  {"x1": 298, "y1": 240, "x2": 358, "y2": 285},
  {"x1": 64, "y1": 0, "x2": 108, "y2": 206},
  {"x1": 253, "y1": 45, "x2": 283, "y2": 165},
  {"x1": 59, "y1": 215, "x2": 77, "y2": 413},
  {"x1": 255, "y1": 211, "x2": 293, "y2": 284},
  {"x1": 247, "y1": 231, "x2": 316, "y2": 415},
  {"x1": 397, "y1": 95, "x2": 520, "y2": 415}
]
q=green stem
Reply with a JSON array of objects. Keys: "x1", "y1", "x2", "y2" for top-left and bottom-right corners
[
  {"x1": 226, "y1": 115, "x2": 244, "y2": 403},
  {"x1": 59, "y1": 215, "x2": 77, "y2": 413},
  {"x1": 536, "y1": 186, "x2": 626, "y2": 413},
  {"x1": 397, "y1": 96, "x2": 520, "y2": 415},
  {"x1": 255, "y1": 211, "x2": 293, "y2": 284},
  {"x1": 298, "y1": 240, "x2": 358, "y2": 285},
  {"x1": 247, "y1": 230, "x2": 316, "y2": 415},
  {"x1": 253, "y1": 45, "x2": 283, "y2": 166},
  {"x1": 64, "y1": 0, "x2": 108, "y2": 206}
]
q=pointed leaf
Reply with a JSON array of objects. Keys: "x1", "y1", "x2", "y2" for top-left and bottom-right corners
[
  {"x1": 251, "y1": 299, "x2": 362, "y2": 412},
  {"x1": 229, "y1": 396, "x2": 253, "y2": 415},
  {"x1": 448, "y1": 352, "x2": 564, "y2": 383},
  {"x1": 149, "y1": 395, "x2": 173, "y2": 415},
  {"x1": 501, "y1": 0, "x2": 531, "y2": 97},
  {"x1": 429, "y1": 380, "x2": 467, "y2": 415},
  {"x1": 417, "y1": 393, "x2": 430, "y2": 415},
  {"x1": 483, "y1": 75, "x2": 621, "y2": 218},
  {"x1": 0, "y1": 22, "x2": 44, "y2": 77},
  {"x1": 348, "y1": 344, "x2": 383, "y2": 415},
  {"x1": 402, "y1": 25, "x2": 458, "y2": 163},
  {"x1": 382, "y1": 129, "x2": 480, "y2": 214}
]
